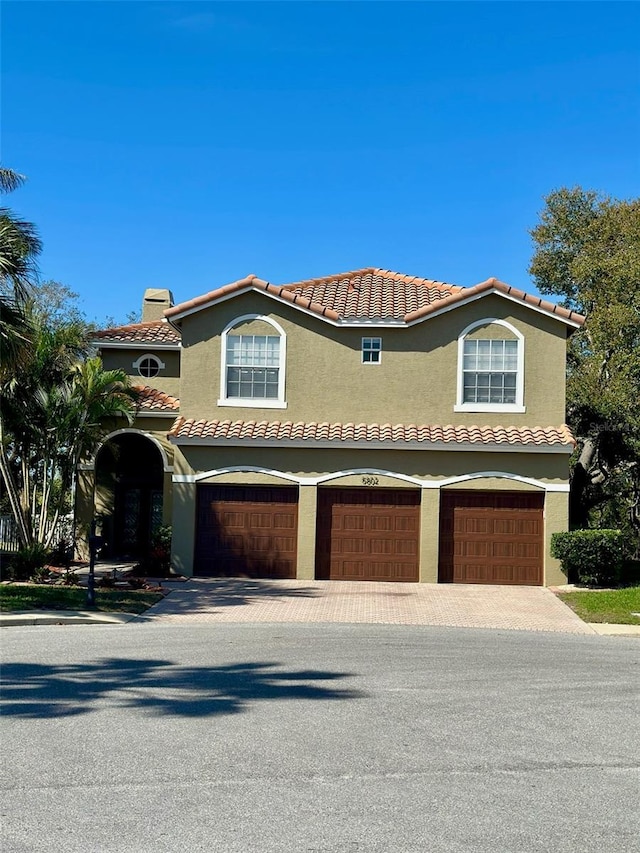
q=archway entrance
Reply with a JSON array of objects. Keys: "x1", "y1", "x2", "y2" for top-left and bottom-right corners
[{"x1": 95, "y1": 433, "x2": 164, "y2": 560}]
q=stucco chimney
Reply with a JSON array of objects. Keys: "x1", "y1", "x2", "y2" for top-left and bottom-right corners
[{"x1": 142, "y1": 288, "x2": 174, "y2": 322}]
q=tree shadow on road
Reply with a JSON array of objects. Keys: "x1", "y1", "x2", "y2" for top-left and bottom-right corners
[
  {"x1": 0, "y1": 657, "x2": 364, "y2": 719},
  {"x1": 143, "y1": 578, "x2": 321, "y2": 617}
]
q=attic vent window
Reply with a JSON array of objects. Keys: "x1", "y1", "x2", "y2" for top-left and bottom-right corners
[
  {"x1": 133, "y1": 354, "x2": 165, "y2": 379},
  {"x1": 362, "y1": 337, "x2": 382, "y2": 364}
]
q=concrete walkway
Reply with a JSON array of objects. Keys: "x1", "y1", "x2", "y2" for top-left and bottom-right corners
[{"x1": 135, "y1": 578, "x2": 597, "y2": 634}]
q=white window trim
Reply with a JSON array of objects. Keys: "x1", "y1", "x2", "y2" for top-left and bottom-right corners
[
  {"x1": 218, "y1": 314, "x2": 287, "y2": 409},
  {"x1": 454, "y1": 318, "x2": 525, "y2": 413},
  {"x1": 132, "y1": 353, "x2": 166, "y2": 378},
  {"x1": 361, "y1": 336, "x2": 382, "y2": 365}
]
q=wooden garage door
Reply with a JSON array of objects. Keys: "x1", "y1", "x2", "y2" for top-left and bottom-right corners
[
  {"x1": 195, "y1": 486, "x2": 298, "y2": 578},
  {"x1": 316, "y1": 488, "x2": 420, "y2": 582},
  {"x1": 439, "y1": 491, "x2": 544, "y2": 585}
]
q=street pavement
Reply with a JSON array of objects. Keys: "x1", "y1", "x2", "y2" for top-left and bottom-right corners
[{"x1": 1, "y1": 621, "x2": 639, "y2": 852}]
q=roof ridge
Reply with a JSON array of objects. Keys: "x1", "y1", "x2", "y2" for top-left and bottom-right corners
[{"x1": 94, "y1": 319, "x2": 169, "y2": 335}]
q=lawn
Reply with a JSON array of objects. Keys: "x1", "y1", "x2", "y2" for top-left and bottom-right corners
[
  {"x1": 557, "y1": 586, "x2": 640, "y2": 625},
  {"x1": 0, "y1": 584, "x2": 165, "y2": 614}
]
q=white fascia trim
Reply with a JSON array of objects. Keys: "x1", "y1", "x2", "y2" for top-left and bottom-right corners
[
  {"x1": 173, "y1": 467, "x2": 569, "y2": 492},
  {"x1": 169, "y1": 436, "x2": 573, "y2": 454},
  {"x1": 219, "y1": 313, "x2": 287, "y2": 407},
  {"x1": 92, "y1": 341, "x2": 181, "y2": 351},
  {"x1": 455, "y1": 318, "x2": 525, "y2": 411},
  {"x1": 405, "y1": 289, "x2": 582, "y2": 329},
  {"x1": 314, "y1": 468, "x2": 424, "y2": 487},
  {"x1": 433, "y1": 471, "x2": 570, "y2": 492}
]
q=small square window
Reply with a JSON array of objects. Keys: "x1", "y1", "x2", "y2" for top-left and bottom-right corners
[{"x1": 362, "y1": 337, "x2": 382, "y2": 364}]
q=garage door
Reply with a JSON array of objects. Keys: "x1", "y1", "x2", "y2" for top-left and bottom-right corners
[
  {"x1": 316, "y1": 488, "x2": 420, "y2": 582},
  {"x1": 195, "y1": 485, "x2": 298, "y2": 578},
  {"x1": 439, "y1": 491, "x2": 544, "y2": 585}
]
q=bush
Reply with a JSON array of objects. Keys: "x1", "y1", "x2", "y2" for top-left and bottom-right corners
[
  {"x1": 132, "y1": 525, "x2": 173, "y2": 577},
  {"x1": 30, "y1": 566, "x2": 52, "y2": 584},
  {"x1": 551, "y1": 529, "x2": 628, "y2": 587},
  {"x1": 9, "y1": 543, "x2": 51, "y2": 581}
]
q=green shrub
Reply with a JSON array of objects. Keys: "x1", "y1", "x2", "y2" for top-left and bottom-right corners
[
  {"x1": 30, "y1": 566, "x2": 52, "y2": 584},
  {"x1": 9, "y1": 543, "x2": 51, "y2": 581},
  {"x1": 551, "y1": 529, "x2": 628, "y2": 587}
]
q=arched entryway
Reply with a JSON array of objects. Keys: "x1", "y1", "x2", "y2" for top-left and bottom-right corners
[{"x1": 95, "y1": 432, "x2": 164, "y2": 560}]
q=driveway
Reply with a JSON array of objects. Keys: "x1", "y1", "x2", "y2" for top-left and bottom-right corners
[{"x1": 139, "y1": 578, "x2": 593, "y2": 633}]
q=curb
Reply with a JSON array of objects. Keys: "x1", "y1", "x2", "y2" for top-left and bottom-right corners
[
  {"x1": 0, "y1": 610, "x2": 136, "y2": 628},
  {"x1": 587, "y1": 622, "x2": 640, "y2": 637}
]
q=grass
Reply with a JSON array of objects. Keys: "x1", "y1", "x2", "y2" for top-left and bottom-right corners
[
  {"x1": 557, "y1": 586, "x2": 640, "y2": 625},
  {"x1": 0, "y1": 583, "x2": 165, "y2": 615}
]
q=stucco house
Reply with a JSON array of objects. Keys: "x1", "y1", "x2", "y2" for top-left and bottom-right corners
[{"x1": 81, "y1": 267, "x2": 585, "y2": 586}]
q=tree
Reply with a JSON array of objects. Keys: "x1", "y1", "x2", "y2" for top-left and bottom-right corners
[
  {"x1": 0, "y1": 165, "x2": 40, "y2": 379},
  {"x1": 0, "y1": 300, "x2": 140, "y2": 549},
  {"x1": 0, "y1": 177, "x2": 141, "y2": 552},
  {"x1": 529, "y1": 188, "x2": 640, "y2": 545}
]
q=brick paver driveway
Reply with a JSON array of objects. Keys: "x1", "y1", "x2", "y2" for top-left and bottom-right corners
[{"x1": 140, "y1": 579, "x2": 593, "y2": 634}]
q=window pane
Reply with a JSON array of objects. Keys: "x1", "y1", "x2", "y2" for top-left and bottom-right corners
[{"x1": 226, "y1": 334, "x2": 281, "y2": 398}]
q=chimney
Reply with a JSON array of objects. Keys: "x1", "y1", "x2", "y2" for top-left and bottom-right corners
[{"x1": 142, "y1": 288, "x2": 174, "y2": 322}]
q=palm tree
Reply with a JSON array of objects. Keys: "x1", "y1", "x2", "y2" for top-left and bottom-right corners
[
  {"x1": 1, "y1": 290, "x2": 140, "y2": 548},
  {"x1": 0, "y1": 166, "x2": 40, "y2": 379}
]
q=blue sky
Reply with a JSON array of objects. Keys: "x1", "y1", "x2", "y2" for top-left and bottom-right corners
[{"x1": 4, "y1": 1, "x2": 639, "y2": 324}]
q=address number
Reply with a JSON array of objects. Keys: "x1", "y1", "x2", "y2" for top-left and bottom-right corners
[{"x1": 362, "y1": 476, "x2": 379, "y2": 486}]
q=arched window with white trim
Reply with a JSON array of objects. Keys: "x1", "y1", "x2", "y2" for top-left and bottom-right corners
[
  {"x1": 218, "y1": 315, "x2": 287, "y2": 409},
  {"x1": 455, "y1": 319, "x2": 525, "y2": 413}
]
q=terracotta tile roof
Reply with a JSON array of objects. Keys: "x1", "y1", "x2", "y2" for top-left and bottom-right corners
[
  {"x1": 134, "y1": 385, "x2": 180, "y2": 412},
  {"x1": 404, "y1": 277, "x2": 586, "y2": 326},
  {"x1": 165, "y1": 269, "x2": 460, "y2": 322},
  {"x1": 165, "y1": 269, "x2": 585, "y2": 327},
  {"x1": 168, "y1": 417, "x2": 575, "y2": 448},
  {"x1": 92, "y1": 320, "x2": 181, "y2": 344}
]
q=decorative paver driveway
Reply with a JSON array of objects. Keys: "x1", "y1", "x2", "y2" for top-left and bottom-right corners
[{"x1": 140, "y1": 579, "x2": 594, "y2": 634}]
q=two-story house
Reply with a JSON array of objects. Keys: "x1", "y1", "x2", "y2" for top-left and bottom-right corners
[{"x1": 83, "y1": 268, "x2": 584, "y2": 586}]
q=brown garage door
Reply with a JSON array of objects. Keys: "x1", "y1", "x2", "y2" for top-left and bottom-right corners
[
  {"x1": 316, "y1": 488, "x2": 420, "y2": 582},
  {"x1": 195, "y1": 485, "x2": 298, "y2": 578},
  {"x1": 439, "y1": 491, "x2": 544, "y2": 585}
]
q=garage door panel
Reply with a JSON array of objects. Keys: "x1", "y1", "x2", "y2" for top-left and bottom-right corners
[
  {"x1": 440, "y1": 491, "x2": 543, "y2": 585},
  {"x1": 195, "y1": 485, "x2": 298, "y2": 578},
  {"x1": 316, "y1": 488, "x2": 420, "y2": 582}
]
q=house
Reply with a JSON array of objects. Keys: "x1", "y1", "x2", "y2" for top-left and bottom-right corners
[{"x1": 81, "y1": 268, "x2": 585, "y2": 586}]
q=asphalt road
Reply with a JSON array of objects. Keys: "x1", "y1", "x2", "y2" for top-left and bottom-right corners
[{"x1": 1, "y1": 622, "x2": 638, "y2": 853}]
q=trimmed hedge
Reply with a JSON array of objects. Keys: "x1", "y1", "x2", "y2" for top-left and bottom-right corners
[{"x1": 551, "y1": 529, "x2": 628, "y2": 587}]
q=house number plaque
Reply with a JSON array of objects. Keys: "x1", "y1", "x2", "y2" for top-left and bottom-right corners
[{"x1": 361, "y1": 476, "x2": 379, "y2": 486}]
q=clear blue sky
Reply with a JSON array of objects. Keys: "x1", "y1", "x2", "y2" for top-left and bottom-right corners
[{"x1": 4, "y1": 1, "x2": 639, "y2": 324}]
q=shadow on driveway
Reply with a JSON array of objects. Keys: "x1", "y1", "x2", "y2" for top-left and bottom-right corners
[
  {"x1": 0, "y1": 657, "x2": 364, "y2": 719},
  {"x1": 144, "y1": 578, "x2": 321, "y2": 618}
]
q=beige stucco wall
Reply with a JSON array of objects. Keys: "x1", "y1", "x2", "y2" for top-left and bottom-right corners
[
  {"x1": 98, "y1": 348, "x2": 181, "y2": 400},
  {"x1": 178, "y1": 290, "x2": 568, "y2": 427},
  {"x1": 174, "y1": 444, "x2": 570, "y2": 485},
  {"x1": 544, "y1": 490, "x2": 570, "y2": 585}
]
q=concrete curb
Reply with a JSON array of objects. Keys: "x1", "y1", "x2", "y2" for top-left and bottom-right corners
[
  {"x1": 587, "y1": 622, "x2": 640, "y2": 636},
  {"x1": 0, "y1": 610, "x2": 136, "y2": 627}
]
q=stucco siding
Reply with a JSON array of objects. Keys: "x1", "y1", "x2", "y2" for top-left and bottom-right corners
[{"x1": 178, "y1": 291, "x2": 568, "y2": 427}]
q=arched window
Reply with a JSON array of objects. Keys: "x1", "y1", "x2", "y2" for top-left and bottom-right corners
[
  {"x1": 455, "y1": 319, "x2": 525, "y2": 412},
  {"x1": 218, "y1": 315, "x2": 287, "y2": 408},
  {"x1": 132, "y1": 353, "x2": 165, "y2": 379}
]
